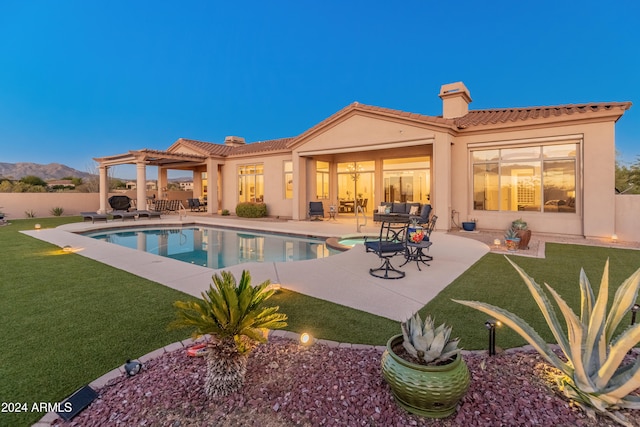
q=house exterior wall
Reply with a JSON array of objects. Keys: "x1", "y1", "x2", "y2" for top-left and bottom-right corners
[
  {"x1": 220, "y1": 153, "x2": 293, "y2": 218},
  {"x1": 294, "y1": 114, "x2": 437, "y2": 153},
  {"x1": 448, "y1": 119, "x2": 618, "y2": 239},
  {"x1": 292, "y1": 114, "x2": 438, "y2": 221}
]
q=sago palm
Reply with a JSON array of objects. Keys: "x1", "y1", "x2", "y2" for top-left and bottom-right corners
[
  {"x1": 170, "y1": 270, "x2": 287, "y2": 397},
  {"x1": 455, "y1": 257, "x2": 640, "y2": 426}
]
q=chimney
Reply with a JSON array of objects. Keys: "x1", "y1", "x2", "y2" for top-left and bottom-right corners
[
  {"x1": 438, "y1": 82, "x2": 472, "y2": 119},
  {"x1": 224, "y1": 136, "x2": 246, "y2": 147}
]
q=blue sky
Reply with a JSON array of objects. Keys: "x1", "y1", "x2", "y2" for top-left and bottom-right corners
[{"x1": 1, "y1": 1, "x2": 639, "y2": 178}]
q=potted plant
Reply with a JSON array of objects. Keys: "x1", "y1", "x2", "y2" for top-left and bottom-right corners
[
  {"x1": 461, "y1": 218, "x2": 477, "y2": 232},
  {"x1": 511, "y1": 218, "x2": 531, "y2": 249},
  {"x1": 381, "y1": 313, "x2": 470, "y2": 418},
  {"x1": 408, "y1": 218, "x2": 425, "y2": 243},
  {"x1": 504, "y1": 227, "x2": 520, "y2": 251}
]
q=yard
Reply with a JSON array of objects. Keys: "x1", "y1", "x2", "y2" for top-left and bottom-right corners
[{"x1": 2, "y1": 217, "x2": 640, "y2": 426}]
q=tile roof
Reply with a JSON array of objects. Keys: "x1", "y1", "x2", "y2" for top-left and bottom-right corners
[
  {"x1": 226, "y1": 137, "x2": 295, "y2": 157},
  {"x1": 168, "y1": 101, "x2": 632, "y2": 157},
  {"x1": 454, "y1": 102, "x2": 632, "y2": 129},
  {"x1": 172, "y1": 138, "x2": 233, "y2": 156}
]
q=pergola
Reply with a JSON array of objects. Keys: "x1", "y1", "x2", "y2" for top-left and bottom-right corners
[{"x1": 93, "y1": 148, "x2": 213, "y2": 214}]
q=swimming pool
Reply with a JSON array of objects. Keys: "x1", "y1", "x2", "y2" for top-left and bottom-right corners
[{"x1": 84, "y1": 226, "x2": 337, "y2": 268}]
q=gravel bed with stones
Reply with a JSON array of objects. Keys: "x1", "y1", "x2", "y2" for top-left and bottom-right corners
[{"x1": 54, "y1": 337, "x2": 639, "y2": 427}]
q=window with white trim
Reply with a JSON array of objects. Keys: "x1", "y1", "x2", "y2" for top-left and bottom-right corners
[{"x1": 472, "y1": 143, "x2": 577, "y2": 213}]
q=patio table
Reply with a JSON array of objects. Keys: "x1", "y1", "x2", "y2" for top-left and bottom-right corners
[{"x1": 401, "y1": 240, "x2": 433, "y2": 271}]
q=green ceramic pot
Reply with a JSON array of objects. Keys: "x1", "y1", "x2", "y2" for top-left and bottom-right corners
[{"x1": 381, "y1": 335, "x2": 470, "y2": 418}]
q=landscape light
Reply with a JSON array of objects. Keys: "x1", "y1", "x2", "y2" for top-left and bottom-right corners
[
  {"x1": 493, "y1": 239, "x2": 501, "y2": 247},
  {"x1": 485, "y1": 320, "x2": 499, "y2": 356},
  {"x1": 631, "y1": 304, "x2": 640, "y2": 326},
  {"x1": 299, "y1": 332, "x2": 312, "y2": 346},
  {"x1": 612, "y1": 234, "x2": 618, "y2": 242},
  {"x1": 124, "y1": 359, "x2": 142, "y2": 376},
  {"x1": 34, "y1": 223, "x2": 41, "y2": 230}
]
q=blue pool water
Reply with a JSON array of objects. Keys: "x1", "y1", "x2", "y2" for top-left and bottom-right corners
[{"x1": 85, "y1": 226, "x2": 337, "y2": 268}]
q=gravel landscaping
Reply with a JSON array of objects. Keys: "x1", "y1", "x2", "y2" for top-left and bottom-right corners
[{"x1": 52, "y1": 337, "x2": 639, "y2": 427}]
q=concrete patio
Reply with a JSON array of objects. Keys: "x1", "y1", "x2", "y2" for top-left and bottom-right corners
[{"x1": 23, "y1": 214, "x2": 489, "y2": 321}]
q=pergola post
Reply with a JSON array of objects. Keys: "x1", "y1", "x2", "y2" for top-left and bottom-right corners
[
  {"x1": 206, "y1": 158, "x2": 219, "y2": 214},
  {"x1": 99, "y1": 165, "x2": 109, "y2": 214},
  {"x1": 158, "y1": 167, "x2": 168, "y2": 199},
  {"x1": 136, "y1": 161, "x2": 147, "y2": 210}
]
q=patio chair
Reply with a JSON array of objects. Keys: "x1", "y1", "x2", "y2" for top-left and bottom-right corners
[
  {"x1": 424, "y1": 215, "x2": 437, "y2": 241},
  {"x1": 364, "y1": 221, "x2": 407, "y2": 279},
  {"x1": 187, "y1": 198, "x2": 206, "y2": 212},
  {"x1": 409, "y1": 204, "x2": 432, "y2": 226},
  {"x1": 309, "y1": 201, "x2": 325, "y2": 220}
]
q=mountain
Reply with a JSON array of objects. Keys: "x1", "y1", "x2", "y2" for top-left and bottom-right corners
[{"x1": 0, "y1": 162, "x2": 96, "y2": 181}]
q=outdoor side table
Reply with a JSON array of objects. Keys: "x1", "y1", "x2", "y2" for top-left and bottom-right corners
[
  {"x1": 401, "y1": 240, "x2": 433, "y2": 271},
  {"x1": 328, "y1": 205, "x2": 337, "y2": 220}
]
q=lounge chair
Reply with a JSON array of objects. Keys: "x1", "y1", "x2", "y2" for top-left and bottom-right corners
[
  {"x1": 137, "y1": 210, "x2": 162, "y2": 219},
  {"x1": 111, "y1": 210, "x2": 137, "y2": 221},
  {"x1": 308, "y1": 201, "x2": 325, "y2": 220},
  {"x1": 80, "y1": 212, "x2": 108, "y2": 223},
  {"x1": 364, "y1": 221, "x2": 407, "y2": 279}
]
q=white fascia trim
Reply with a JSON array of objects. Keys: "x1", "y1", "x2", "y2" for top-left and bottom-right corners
[
  {"x1": 467, "y1": 134, "x2": 584, "y2": 149},
  {"x1": 298, "y1": 137, "x2": 435, "y2": 157}
]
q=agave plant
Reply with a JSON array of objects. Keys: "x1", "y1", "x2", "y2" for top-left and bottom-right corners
[
  {"x1": 454, "y1": 257, "x2": 640, "y2": 426},
  {"x1": 504, "y1": 227, "x2": 519, "y2": 240},
  {"x1": 401, "y1": 313, "x2": 461, "y2": 365},
  {"x1": 170, "y1": 270, "x2": 287, "y2": 397}
]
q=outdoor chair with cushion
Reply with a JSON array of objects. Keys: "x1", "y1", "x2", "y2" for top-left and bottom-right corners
[
  {"x1": 364, "y1": 221, "x2": 407, "y2": 279},
  {"x1": 309, "y1": 201, "x2": 325, "y2": 220},
  {"x1": 187, "y1": 198, "x2": 206, "y2": 212}
]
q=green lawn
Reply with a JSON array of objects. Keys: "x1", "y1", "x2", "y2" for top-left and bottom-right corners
[
  {"x1": 2, "y1": 217, "x2": 639, "y2": 426},
  {"x1": 419, "y1": 244, "x2": 640, "y2": 350}
]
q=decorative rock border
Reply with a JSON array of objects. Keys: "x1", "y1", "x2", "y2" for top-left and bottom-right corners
[
  {"x1": 38, "y1": 329, "x2": 635, "y2": 427},
  {"x1": 32, "y1": 330, "x2": 386, "y2": 426}
]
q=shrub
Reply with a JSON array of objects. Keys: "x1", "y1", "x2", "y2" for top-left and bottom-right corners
[
  {"x1": 221, "y1": 209, "x2": 230, "y2": 216},
  {"x1": 235, "y1": 202, "x2": 267, "y2": 218},
  {"x1": 50, "y1": 207, "x2": 64, "y2": 216},
  {"x1": 24, "y1": 210, "x2": 36, "y2": 218},
  {"x1": 170, "y1": 270, "x2": 287, "y2": 397},
  {"x1": 455, "y1": 257, "x2": 640, "y2": 426}
]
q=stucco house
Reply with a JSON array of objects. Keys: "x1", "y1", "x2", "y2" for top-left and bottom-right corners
[{"x1": 95, "y1": 82, "x2": 633, "y2": 239}]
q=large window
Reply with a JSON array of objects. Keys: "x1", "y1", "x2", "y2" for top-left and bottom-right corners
[
  {"x1": 316, "y1": 161, "x2": 329, "y2": 199},
  {"x1": 472, "y1": 144, "x2": 577, "y2": 213},
  {"x1": 382, "y1": 157, "x2": 431, "y2": 204},
  {"x1": 283, "y1": 161, "x2": 293, "y2": 199},
  {"x1": 238, "y1": 164, "x2": 264, "y2": 203}
]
